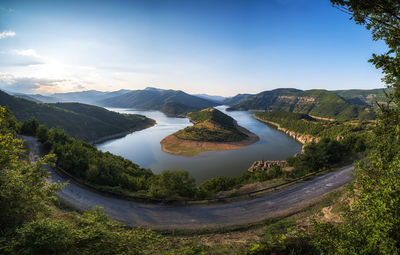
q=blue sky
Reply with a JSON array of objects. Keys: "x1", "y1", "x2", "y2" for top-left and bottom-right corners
[{"x1": 0, "y1": 0, "x2": 387, "y2": 96}]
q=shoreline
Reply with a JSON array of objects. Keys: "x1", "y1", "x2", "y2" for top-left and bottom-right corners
[
  {"x1": 160, "y1": 123, "x2": 260, "y2": 156},
  {"x1": 91, "y1": 120, "x2": 156, "y2": 145},
  {"x1": 253, "y1": 114, "x2": 319, "y2": 146}
]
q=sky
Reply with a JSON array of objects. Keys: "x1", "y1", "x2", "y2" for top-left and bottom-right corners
[{"x1": 0, "y1": 0, "x2": 388, "y2": 96}]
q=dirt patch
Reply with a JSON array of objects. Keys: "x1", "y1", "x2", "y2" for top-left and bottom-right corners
[
  {"x1": 217, "y1": 179, "x2": 286, "y2": 197},
  {"x1": 173, "y1": 228, "x2": 262, "y2": 247},
  {"x1": 160, "y1": 124, "x2": 259, "y2": 156}
]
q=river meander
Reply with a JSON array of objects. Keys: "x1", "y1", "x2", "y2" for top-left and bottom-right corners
[{"x1": 97, "y1": 106, "x2": 302, "y2": 183}]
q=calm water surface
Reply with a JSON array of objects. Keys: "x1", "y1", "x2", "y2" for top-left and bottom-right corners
[{"x1": 97, "y1": 106, "x2": 302, "y2": 183}]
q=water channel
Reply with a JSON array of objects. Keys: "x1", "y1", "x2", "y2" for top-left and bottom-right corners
[{"x1": 97, "y1": 106, "x2": 302, "y2": 183}]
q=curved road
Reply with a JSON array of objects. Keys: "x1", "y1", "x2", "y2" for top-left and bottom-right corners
[{"x1": 23, "y1": 136, "x2": 353, "y2": 230}]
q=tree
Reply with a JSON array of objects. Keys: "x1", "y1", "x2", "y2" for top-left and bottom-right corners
[
  {"x1": 0, "y1": 107, "x2": 62, "y2": 236},
  {"x1": 310, "y1": 2, "x2": 400, "y2": 254},
  {"x1": 36, "y1": 124, "x2": 49, "y2": 144},
  {"x1": 7, "y1": 208, "x2": 167, "y2": 255},
  {"x1": 149, "y1": 170, "x2": 196, "y2": 199},
  {"x1": 20, "y1": 117, "x2": 39, "y2": 136},
  {"x1": 331, "y1": 1, "x2": 400, "y2": 98},
  {"x1": 0, "y1": 106, "x2": 169, "y2": 254}
]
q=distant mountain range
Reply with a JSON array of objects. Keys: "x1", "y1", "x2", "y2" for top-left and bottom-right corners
[
  {"x1": 193, "y1": 94, "x2": 227, "y2": 103},
  {"x1": 0, "y1": 90, "x2": 155, "y2": 142},
  {"x1": 97, "y1": 88, "x2": 219, "y2": 116},
  {"x1": 9, "y1": 87, "x2": 386, "y2": 120},
  {"x1": 11, "y1": 89, "x2": 132, "y2": 104},
  {"x1": 11, "y1": 87, "x2": 220, "y2": 117}
]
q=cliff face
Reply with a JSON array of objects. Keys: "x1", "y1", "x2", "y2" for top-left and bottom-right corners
[
  {"x1": 253, "y1": 115, "x2": 320, "y2": 146},
  {"x1": 282, "y1": 129, "x2": 320, "y2": 145}
]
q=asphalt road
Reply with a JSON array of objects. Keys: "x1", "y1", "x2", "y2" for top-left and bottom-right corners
[{"x1": 22, "y1": 135, "x2": 354, "y2": 230}]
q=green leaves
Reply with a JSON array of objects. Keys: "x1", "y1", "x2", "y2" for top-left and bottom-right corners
[
  {"x1": 0, "y1": 105, "x2": 168, "y2": 254},
  {"x1": 149, "y1": 170, "x2": 196, "y2": 199},
  {"x1": 307, "y1": 3, "x2": 400, "y2": 253},
  {"x1": 7, "y1": 208, "x2": 167, "y2": 255}
]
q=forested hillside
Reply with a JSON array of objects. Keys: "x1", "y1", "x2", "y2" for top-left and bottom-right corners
[
  {"x1": 160, "y1": 102, "x2": 200, "y2": 117},
  {"x1": 174, "y1": 108, "x2": 248, "y2": 142},
  {"x1": 333, "y1": 88, "x2": 387, "y2": 106},
  {"x1": 98, "y1": 88, "x2": 218, "y2": 116},
  {"x1": 222, "y1": 93, "x2": 253, "y2": 105},
  {"x1": 254, "y1": 111, "x2": 373, "y2": 140},
  {"x1": 227, "y1": 89, "x2": 375, "y2": 120},
  {"x1": 0, "y1": 90, "x2": 155, "y2": 142}
]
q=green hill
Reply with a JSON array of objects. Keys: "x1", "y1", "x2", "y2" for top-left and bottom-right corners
[
  {"x1": 98, "y1": 88, "x2": 218, "y2": 116},
  {"x1": 227, "y1": 89, "x2": 375, "y2": 120},
  {"x1": 222, "y1": 93, "x2": 253, "y2": 105},
  {"x1": 160, "y1": 102, "x2": 201, "y2": 117},
  {"x1": 174, "y1": 108, "x2": 248, "y2": 142},
  {"x1": 332, "y1": 88, "x2": 387, "y2": 106},
  {"x1": 0, "y1": 90, "x2": 155, "y2": 142},
  {"x1": 254, "y1": 110, "x2": 374, "y2": 139}
]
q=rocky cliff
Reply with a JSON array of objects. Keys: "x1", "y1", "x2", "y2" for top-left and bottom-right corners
[{"x1": 253, "y1": 115, "x2": 320, "y2": 146}]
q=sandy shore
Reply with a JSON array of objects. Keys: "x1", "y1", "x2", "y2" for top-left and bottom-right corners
[{"x1": 160, "y1": 123, "x2": 260, "y2": 156}]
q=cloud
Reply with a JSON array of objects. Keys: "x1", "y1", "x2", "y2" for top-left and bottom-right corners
[
  {"x1": 0, "y1": 49, "x2": 44, "y2": 66},
  {"x1": 14, "y1": 49, "x2": 40, "y2": 58},
  {"x1": 0, "y1": 30, "x2": 16, "y2": 39},
  {"x1": 0, "y1": 73, "x2": 87, "y2": 94}
]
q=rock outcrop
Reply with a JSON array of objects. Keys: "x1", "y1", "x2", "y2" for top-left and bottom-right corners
[
  {"x1": 281, "y1": 129, "x2": 320, "y2": 145},
  {"x1": 253, "y1": 115, "x2": 320, "y2": 146},
  {"x1": 248, "y1": 160, "x2": 286, "y2": 172}
]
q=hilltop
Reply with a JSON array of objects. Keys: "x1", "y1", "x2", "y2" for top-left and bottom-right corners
[
  {"x1": 175, "y1": 108, "x2": 248, "y2": 142},
  {"x1": 0, "y1": 90, "x2": 155, "y2": 142},
  {"x1": 226, "y1": 89, "x2": 376, "y2": 120},
  {"x1": 161, "y1": 108, "x2": 259, "y2": 156}
]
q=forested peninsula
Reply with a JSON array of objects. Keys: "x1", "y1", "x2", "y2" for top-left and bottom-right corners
[{"x1": 161, "y1": 108, "x2": 259, "y2": 156}]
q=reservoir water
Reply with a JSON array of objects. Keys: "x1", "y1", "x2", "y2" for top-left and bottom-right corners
[{"x1": 97, "y1": 106, "x2": 302, "y2": 183}]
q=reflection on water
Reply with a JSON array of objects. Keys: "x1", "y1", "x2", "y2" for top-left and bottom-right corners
[{"x1": 97, "y1": 106, "x2": 302, "y2": 183}]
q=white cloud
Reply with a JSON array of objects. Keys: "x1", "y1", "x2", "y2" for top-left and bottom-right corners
[
  {"x1": 0, "y1": 73, "x2": 87, "y2": 94},
  {"x1": 0, "y1": 49, "x2": 44, "y2": 66},
  {"x1": 14, "y1": 49, "x2": 40, "y2": 58},
  {"x1": 0, "y1": 30, "x2": 16, "y2": 39}
]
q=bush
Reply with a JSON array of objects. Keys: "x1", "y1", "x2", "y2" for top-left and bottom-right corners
[
  {"x1": 290, "y1": 138, "x2": 348, "y2": 177},
  {"x1": 20, "y1": 117, "x2": 39, "y2": 136},
  {"x1": 149, "y1": 170, "x2": 196, "y2": 199}
]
